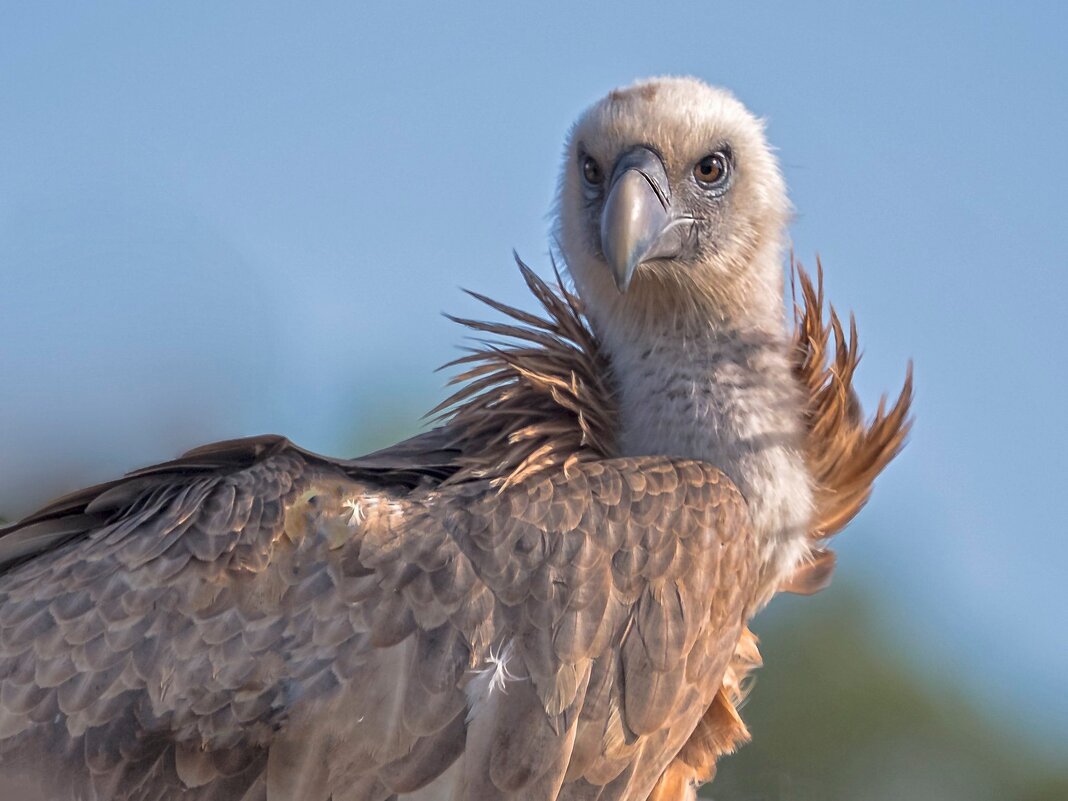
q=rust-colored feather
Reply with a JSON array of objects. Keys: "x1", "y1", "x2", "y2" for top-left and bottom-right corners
[
  {"x1": 788, "y1": 257, "x2": 913, "y2": 567},
  {"x1": 433, "y1": 256, "x2": 618, "y2": 489}
]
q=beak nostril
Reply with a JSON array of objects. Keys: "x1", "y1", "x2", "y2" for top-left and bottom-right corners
[{"x1": 634, "y1": 169, "x2": 671, "y2": 210}]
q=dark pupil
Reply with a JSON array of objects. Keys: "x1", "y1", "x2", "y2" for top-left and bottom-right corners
[
  {"x1": 585, "y1": 160, "x2": 599, "y2": 180},
  {"x1": 701, "y1": 160, "x2": 718, "y2": 176}
]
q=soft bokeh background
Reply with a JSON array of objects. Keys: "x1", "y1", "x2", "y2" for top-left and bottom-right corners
[{"x1": 2, "y1": 3, "x2": 1065, "y2": 798}]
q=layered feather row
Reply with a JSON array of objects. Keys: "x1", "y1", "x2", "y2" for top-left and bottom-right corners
[{"x1": 437, "y1": 256, "x2": 912, "y2": 797}]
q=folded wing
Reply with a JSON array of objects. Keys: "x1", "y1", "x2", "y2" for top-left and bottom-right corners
[{"x1": 0, "y1": 440, "x2": 756, "y2": 801}]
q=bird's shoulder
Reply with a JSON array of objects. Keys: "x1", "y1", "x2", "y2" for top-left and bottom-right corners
[{"x1": 0, "y1": 434, "x2": 392, "y2": 575}]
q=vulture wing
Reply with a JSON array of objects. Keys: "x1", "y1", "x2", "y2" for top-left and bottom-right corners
[{"x1": 0, "y1": 437, "x2": 756, "y2": 801}]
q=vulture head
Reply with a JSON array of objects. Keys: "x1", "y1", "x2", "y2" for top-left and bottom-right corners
[{"x1": 557, "y1": 77, "x2": 790, "y2": 335}]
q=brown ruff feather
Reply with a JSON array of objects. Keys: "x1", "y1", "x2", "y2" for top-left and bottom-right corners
[
  {"x1": 436, "y1": 257, "x2": 912, "y2": 799},
  {"x1": 791, "y1": 258, "x2": 914, "y2": 544},
  {"x1": 431, "y1": 257, "x2": 618, "y2": 489}
]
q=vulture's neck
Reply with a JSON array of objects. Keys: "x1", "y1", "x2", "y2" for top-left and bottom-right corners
[{"x1": 594, "y1": 293, "x2": 814, "y2": 592}]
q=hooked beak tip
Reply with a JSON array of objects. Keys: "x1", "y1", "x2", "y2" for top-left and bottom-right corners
[{"x1": 610, "y1": 253, "x2": 640, "y2": 293}]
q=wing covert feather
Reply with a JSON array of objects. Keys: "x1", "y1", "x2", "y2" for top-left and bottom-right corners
[
  {"x1": 0, "y1": 445, "x2": 756, "y2": 801},
  {"x1": 427, "y1": 458, "x2": 756, "y2": 801}
]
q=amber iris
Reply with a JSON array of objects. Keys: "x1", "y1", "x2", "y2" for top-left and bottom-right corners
[{"x1": 694, "y1": 153, "x2": 727, "y2": 184}]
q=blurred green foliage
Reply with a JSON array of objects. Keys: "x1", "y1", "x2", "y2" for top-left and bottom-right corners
[{"x1": 710, "y1": 587, "x2": 1068, "y2": 801}]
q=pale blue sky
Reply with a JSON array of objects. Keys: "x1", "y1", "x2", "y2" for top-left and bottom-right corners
[{"x1": 2, "y1": 2, "x2": 1066, "y2": 748}]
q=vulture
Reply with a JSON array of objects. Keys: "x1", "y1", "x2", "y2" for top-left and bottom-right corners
[{"x1": 0, "y1": 77, "x2": 911, "y2": 801}]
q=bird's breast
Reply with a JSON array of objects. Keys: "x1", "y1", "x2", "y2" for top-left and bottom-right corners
[{"x1": 611, "y1": 334, "x2": 815, "y2": 594}]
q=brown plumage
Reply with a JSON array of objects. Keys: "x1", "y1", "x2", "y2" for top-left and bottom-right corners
[
  {"x1": 0, "y1": 78, "x2": 912, "y2": 801},
  {"x1": 0, "y1": 433, "x2": 755, "y2": 801}
]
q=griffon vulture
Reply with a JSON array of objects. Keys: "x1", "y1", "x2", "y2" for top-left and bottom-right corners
[{"x1": 0, "y1": 77, "x2": 911, "y2": 801}]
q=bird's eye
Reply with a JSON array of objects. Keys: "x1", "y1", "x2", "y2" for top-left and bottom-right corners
[
  {"x1": 694, "y1": 152, "x2": 729, "y2": 186},
  {"x1": 582, "y1": 156, "x2": 604, "y2": 186}
]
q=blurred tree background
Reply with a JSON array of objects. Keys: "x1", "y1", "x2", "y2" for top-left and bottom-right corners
[{"x1": 711, "y1": 588, "x2": 1068, "y2": 801}]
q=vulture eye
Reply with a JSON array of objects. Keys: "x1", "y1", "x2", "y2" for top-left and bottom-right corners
[
  {"x1": 581, "y1": 155, "x2": 604, "y2": 186},
  {"x1": 694, "y1": 152, "x2": 729, "y2": 186}
]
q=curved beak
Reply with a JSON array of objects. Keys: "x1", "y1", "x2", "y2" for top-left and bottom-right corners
[{"x1": 599, "y1": 147, "x2": 691, "y2": 292}]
